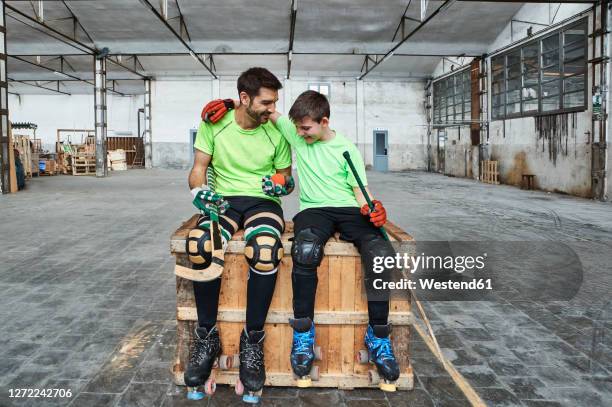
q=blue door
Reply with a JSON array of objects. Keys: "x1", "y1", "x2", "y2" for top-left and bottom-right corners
[{"x1": 373, "y1": 130, "x2": 388, "y2": 172}]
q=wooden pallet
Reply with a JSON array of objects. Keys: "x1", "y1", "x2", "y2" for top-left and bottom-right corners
[
  {"x1": 71, "y1": 155, "x2": 96, "y2": 176},
  {"x1": 171, "y1": 215, "x2": 414, "y2": 391},
  {"x1": 480, "y1": 160, "x2": 499, "y2": 184}
]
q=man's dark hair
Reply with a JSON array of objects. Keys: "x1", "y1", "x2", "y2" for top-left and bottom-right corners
[
  {"x1": 237, "y1": 67, "x2": 282, "y2": 99},
  {"x1": 288, "y1": 90, "x2": 330, "y2": 123}
]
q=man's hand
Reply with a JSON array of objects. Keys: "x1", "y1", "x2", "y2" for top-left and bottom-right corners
[
  {"x1": 201, "y1": 99, "x2": 234, "y2": 123},
  {"x1": 191, "y1": 186, "x2": 230, "y2": 215},
  {"x1": 262, "y1": 174, "x2": 295, "y2": 197},
  {"x1": 360, "y1": 200, "x2": 387, "y2": 227}
]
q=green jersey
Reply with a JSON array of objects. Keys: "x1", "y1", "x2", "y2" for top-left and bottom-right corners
[
  {"x1": 275, "y1": 116, "x2": 367, "y2": 211},
  {"x1": 194, "y1": 110, "x2": 292, "y2": 203}
]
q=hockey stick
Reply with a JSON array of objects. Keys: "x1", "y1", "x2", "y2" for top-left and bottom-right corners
[{"x1": 342, "y1": 151, "x2": 389, "y2": 240}]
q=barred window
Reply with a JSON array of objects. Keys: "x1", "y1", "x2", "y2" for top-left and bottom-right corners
[
  {"x1": 433, "y1": 68, "x2": 471, "y2": 126},
  {"x1": 490, "y1": 18, "x2": 587, "y2": 120}
]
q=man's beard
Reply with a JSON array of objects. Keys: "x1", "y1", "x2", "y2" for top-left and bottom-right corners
[{"x1": 246, "y1": 104, "x2": 270, "y2": 124}]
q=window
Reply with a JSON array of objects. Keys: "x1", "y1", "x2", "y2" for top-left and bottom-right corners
[
  {"x1": 308, "y1": 83, "x2": 330, "y2": 98},
  {"x1": 490, "y1": 18, "x2": 587, "y2": 120},
  {"x1": 433, "y1": 68, "x2": 471, "y2": 126}
]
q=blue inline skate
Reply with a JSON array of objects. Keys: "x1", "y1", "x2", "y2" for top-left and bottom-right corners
[
  {"x1": 290, "y1": 318, "x2": 321, "y2": 387},
  {"x1": 362, "y1": 324, "x2": 400, "y2": 392}
]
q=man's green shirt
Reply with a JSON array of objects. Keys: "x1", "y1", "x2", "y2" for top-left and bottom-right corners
[
  {"x1": 274, "y1": 116, "x2": 367, "y2": 211},
  {"x1": 194, "y1": 110, "x2": 292, "y2": 204}
]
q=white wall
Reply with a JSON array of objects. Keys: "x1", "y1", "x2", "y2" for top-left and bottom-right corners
[
  {"x1": 9, "y1": 94, "x2": 143, "y2": 151},
  {"x1": 149, "y1": 77, "x2": 428, "y2": 171}
]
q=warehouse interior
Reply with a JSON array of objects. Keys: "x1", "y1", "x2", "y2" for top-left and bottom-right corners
[{"x1": 0, "y1": 0, "x2": 611, "y2": 406}]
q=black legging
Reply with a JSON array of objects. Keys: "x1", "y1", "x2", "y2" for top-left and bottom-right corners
[
  {"x1": 291, "y1": 207, "x2": 392, "y2": 326},
  {"x1": 194, "y1": 270, "x2": 277, "y2": 332},
  {"x1": 191, "y1": 196, "x2": 284, "y2": 332}
]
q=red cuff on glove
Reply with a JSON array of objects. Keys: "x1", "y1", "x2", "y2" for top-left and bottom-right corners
[{"x1": 360, "y1": 200, "x2": 387, "y2": 228}]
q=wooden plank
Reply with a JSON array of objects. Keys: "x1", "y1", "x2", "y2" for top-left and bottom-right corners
[
  {"x1": 340, "y1": 257, "x2": 356, "y2": 375},
  {"x1": 316, "y1": 256, "x2": 329, "y2": 373},
  {"x1": 177, "y1": 308, "x2": 413, "y2": 326},
  {"x1": 172, "y1": 369, "x2": 414, "y2": 390},
  {"x1": 327, "y1": 256, "x2": 343, "y2": 373}
]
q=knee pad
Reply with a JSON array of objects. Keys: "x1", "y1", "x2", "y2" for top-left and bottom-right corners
[
  {"x1": 186, "y1": 227, "x2": 213, "y2": 268},
  {"x1": 244, "y1": 232, "x2": 284, "y2": 274},
  {"x1": 291, "y1": 228, "x2": 325, "y2": 270}
]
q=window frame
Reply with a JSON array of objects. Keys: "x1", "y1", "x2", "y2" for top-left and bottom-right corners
[
  {"x1": 489, "y1": 17, "x2": 587, "y2": 121},
  {"x1": 432, "y1": 67, "x2": 472, "y2": 128}
]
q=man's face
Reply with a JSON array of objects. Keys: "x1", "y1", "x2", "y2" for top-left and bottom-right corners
[
  {"x1": 295, "y1": 117, "x2": 325, "y2": 144},
  {"x1": 245, "y1": 87, "x2": 278, "y2": 124}
]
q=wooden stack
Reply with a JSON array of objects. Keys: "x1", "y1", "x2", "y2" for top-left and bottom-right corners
[
  {"x1": 108, "y1": 149, "x2": 127, "y2": 171},
  {"x1": 12, "y1": 135, "x2": 33, "y2": 178},
  {"x1": 170, "y1": 215, "x2": 414, "y2": 391},
  {"x1": 39, "y1": 159, "x2": 58, "y2": 176},
  {"x1": 71, "y1": 155, "x2": 96, "y2": 176}
]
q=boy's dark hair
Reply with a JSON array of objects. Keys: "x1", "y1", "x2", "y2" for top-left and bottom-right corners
[
  {"x1": 237, "y1": 67, "x2": 282, "y2": 99},
  {"x1": 288, "y1": 90, "x2": 330, "y2": 123}
]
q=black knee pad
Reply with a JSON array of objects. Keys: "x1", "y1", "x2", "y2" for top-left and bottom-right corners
[
  {"x1": 244, "y1": 232, "x2": 284, "y2": 274},
  {"x1": 292, "y1": 228, "x2": 325, "y2": 270},
  {"x1": 186, "y1": 227, "x2": 213, "y2": 269}
]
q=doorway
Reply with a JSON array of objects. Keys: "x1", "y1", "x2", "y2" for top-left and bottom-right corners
[{"x1": 373, "y1": 130, "x2": 388, "y2": 172}]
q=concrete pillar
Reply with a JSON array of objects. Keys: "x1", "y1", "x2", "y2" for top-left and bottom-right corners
[
  {"x1": 94, "y1": 56, "x2": 107, "y2": 177},
  {"x1": 603, "y1": 2, "x2": 611, "y2": 201},
  {"x1": 356, "y1": 79, "x2": 366, "y2": 163},
  {"x1": 0, "y1": 1, "x2": 9, "y2": 193},
  {"x1": 144, "y1": 79, "x2": 152, "y2": 169}
]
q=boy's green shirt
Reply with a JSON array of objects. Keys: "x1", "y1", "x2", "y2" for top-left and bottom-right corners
[
  {"x1": 274, "y1": 116, "x2": 368, "y2": 211},
  {"x1": 194, "y1": 110, "x2": 292, "y2": 204}
]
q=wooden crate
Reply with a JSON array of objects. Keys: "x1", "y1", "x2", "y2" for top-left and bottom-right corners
[
  {"x1": 480, "y1": 160, "x2": 499, "y2": 185},
  {"x1": 170, "y1": 215, "x2": 414, "y2": 391}
]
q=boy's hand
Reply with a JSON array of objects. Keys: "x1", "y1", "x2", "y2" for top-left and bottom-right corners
[
  {"x1": 262, "y1": 174, "x2": 295, "y2": 197},
  {"x1": 360, "y1": 200, "x2": 387, "y2": 227},
  {"x1": 201, "y1": 99, "x2": 234, "y2": 123},
  {"x1": 191, "y1": 186, "x2": 230, "y2": 215}
]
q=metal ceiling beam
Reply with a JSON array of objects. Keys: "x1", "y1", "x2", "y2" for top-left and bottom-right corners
[
  {"x1": 173, "y1": 0, "x2": 192, "y2": 42},
  {"x1": 9, "y1": 56, "x2": 128, "y2": 96},
  {"x1": 107, "y1": 57, "x2": 149, "y2": 79},
  {"x1": 359, "y1": 0, "x2": 454, "y2": 80},
  {"x1": 457, "y1": 0, "x2": 595, "y2": 2},
  {"x1": 11, "y1": 78, "x2": 145, "y2": 82},
  {"x1": 139, "y1": 0, "x2": 217, "y2": 78},
  {"x1": 9, "y1": 78, "x2": 72, "y2": 96},
  {"x1": 392, "y1": 0, "x2": 413, "y2": 42},
  {"x1": 60, "y1": 0, "x2": 96, "y2": 45},
  {"x1": 5, "y1": 3, "x2": 94, "y2": 54},
  {"x1": 10, "y1": 51, "x2": 480, "y2": 57},
  {"x1": 286, "y1": 0, "x2": 297, "y2": 79}
]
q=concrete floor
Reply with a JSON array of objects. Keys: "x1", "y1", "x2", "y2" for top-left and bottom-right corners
[{"x1": 0, "y1": 169, "x2": 610, "y2": 407}]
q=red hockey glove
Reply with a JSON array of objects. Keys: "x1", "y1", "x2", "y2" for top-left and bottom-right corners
[
  {"x1": 201, "y1": 99, "x2": 234, "y2": 123},
  {"x1": 360, "y1": 200, "x2": 387, "y2": 228}
]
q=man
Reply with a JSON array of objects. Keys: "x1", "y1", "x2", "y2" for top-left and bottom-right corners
[
  {"x1": 185, "y1": 67, "x2": 293, "y2": 399},
  {"x1": 202, "y1": 90, "x2": 400, "y2": 390}
]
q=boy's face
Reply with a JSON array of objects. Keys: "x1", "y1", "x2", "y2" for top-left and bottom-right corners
[{"x1": 295, "y1": 117, "x2": 328, "y2": 144}]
